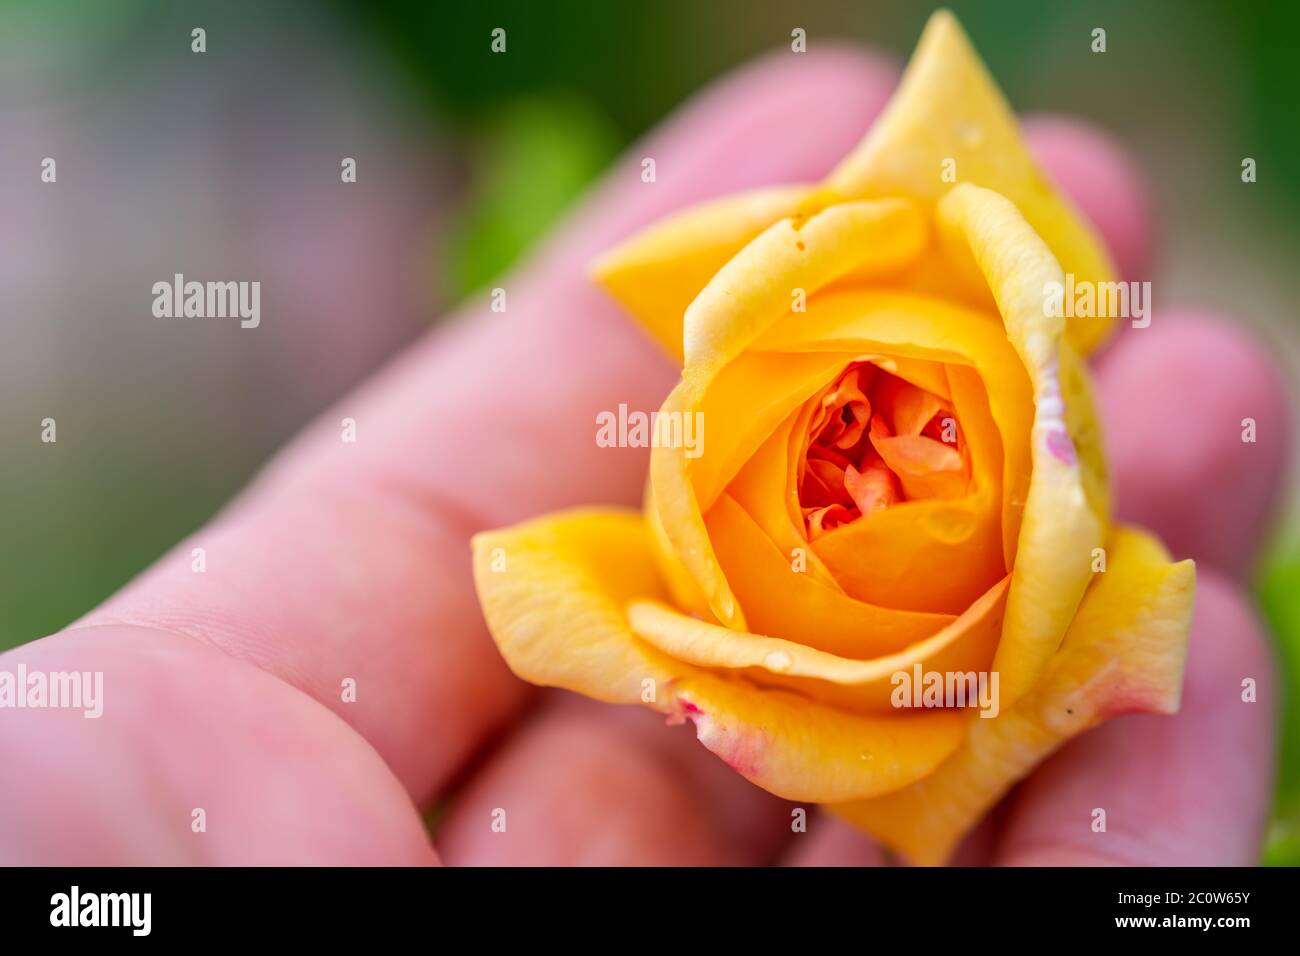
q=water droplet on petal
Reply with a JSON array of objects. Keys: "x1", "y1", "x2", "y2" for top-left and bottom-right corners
[
  {"x1": 957, "y1": 122, "x2": 984, "y2": 149},
  {"x1": 764, "y1": 650, "x2": 793, "y2": 672}
]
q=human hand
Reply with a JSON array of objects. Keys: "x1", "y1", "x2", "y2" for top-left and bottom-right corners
[{"x1": 0, "y1": 45, "x2": 1287, "y2": 866}]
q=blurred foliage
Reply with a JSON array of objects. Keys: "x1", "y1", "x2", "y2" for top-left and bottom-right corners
[
  {"x1": 331, "y1": 0, "x2": 704, "y2": 142},
  {"x1": 444, "y1": 96, "x2": 618, "y2": 299},
  {"x1": 1222, "y1": 0, "x2": 1300, "y2": 217},
  {"x1": 1264, "y1": 821, "x2": 1300, "y2": 867},
  {"x1": 1259, "y1": 537, "x2": 1300, "y2": 864},
  {"x1": 334, "y1": 0, "x2": 1300, "y2": 221}
]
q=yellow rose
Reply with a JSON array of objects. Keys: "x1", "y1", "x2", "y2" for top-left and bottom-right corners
[{"x1": 471, "y1": 10, "x2": 1194, "y2": 865}]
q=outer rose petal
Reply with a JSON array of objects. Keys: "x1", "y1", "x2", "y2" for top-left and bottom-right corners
[
  {"x1": 938, "y1": 183, "x2": 1105, "y2": 709},
  {"x1": 681, "y1": 198, "x2": 926, "y2": 379},
  {"x1": 1058, "y1": 342, "x2": 1111, "y2": 523},
  {"x1": 472, "y1": 509, "x2": 675, "y2": 703},
  {"x1": 591, "y1": 185, "x2": 812, "y2": 361},
  {"x1": 651, "y1": 380, "x2": 747, "y2": 629},
  {"x1": 627, "y1": 575, "x2": 1006, "y2": 714},
  {"x1": 645, "y1": 475, "x2": 715, "y2": 621},
  {"x1": 825, "y1": 10, "x2": 1119, "y2": 355},
  {"x1": 675, "y1": 676, "x2": 966, "y2": 804},
  {"x1": 829, "y1": 525, "x2": 1194, "y2": 865},
  {"x1": 471, "y1": 508, "x2": 966, "y2": 802}
]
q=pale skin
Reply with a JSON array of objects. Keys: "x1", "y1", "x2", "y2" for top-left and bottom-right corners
[{"x1": 0, "y1": 47, "x2": 1288, "y2": 866}]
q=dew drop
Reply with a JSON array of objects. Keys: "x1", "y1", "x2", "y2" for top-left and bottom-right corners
[
  {"x1": 764, "y1": 650, "x2": 794, "y2": 672},
  {"x1": 956, "y1": 122, "x2": 984, "y2": 149}
]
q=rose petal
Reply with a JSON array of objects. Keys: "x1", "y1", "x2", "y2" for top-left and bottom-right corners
[
  {"x1": 814, "y1": 498, "x2": 1002, "y2": 614},
  {"x1": 752, "y1": 286, "x2": 1034, "y2": 569},
  {"x1": 755, "y1": 290, "x2": 1022, "y2": 611},
  {"x1": 829, "y1": 526, "x2": 1194, "y2": 864},
  {"x1": 652, "y1": 351, "x2": 862, "y2": 629},
  {"x1": 844, "y1": 454, "x2": 899, "y2": 515},
  {"x1": 627, "y1": 574, "x2": 1007, "y2": 714},
  {"x1": 804, "y1": 457, "x2": 853, "y2": 507},
  {"x1": 824, "y1": 10, "x2": 1118, "y2": 354},
  {"x1": 689, "y1": 349, "x2": 854, "y2": 513},
  {"x1": 471, "y1": 508, "x2": 965, "y2": 804},
  {"x1": 705, "y1": 492, "x2": 956, "y2": 658},
  {"x1": 726, "y1": 409, "x2": 842, "y2": 591},
  {"x1": 682, "y1": 198, "x2": 927, "y2": 378},
  {"x1": 591, "y1": 185, "x2": 813, "y2": 362},
  {"x1": 871, "y1": 374, "x2": 945, "y2": 436},
  {"x1": 473, "y1": 508, "x2": 675, "y2": 702},
  {"x1": 870, "y1": 434, "x2": 967, "y2": 500},
  {"x1": 937, "y1": 184, "x2": 1105, "y2": 708},
  {"x1": 805, "y1": 504, "x2": 856, "y2": 538},
  {"x1": 650, "y1": 380, "x2": 747, "y2": 629},
  {"x1": 645, "y1": 477, "x2": 716, "y2": 621}
]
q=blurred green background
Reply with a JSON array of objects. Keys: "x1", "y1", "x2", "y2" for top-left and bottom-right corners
[{"x1": 1, "y1": 0, "x2": 1297, "y2": 861}]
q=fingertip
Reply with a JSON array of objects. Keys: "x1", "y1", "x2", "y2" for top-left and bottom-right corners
[
  {"x1": 668, "y1": 43, "x2": 900, "y2": 188},
  {"x1": 557, "y1": 46, "x2": 900, "y2": 263},
  {"x1": 1190, "y1": 567, "x2": 1279, "y2": 717},
  {"x1": 1023, "y1": 115, "x2": 1153, "y2": 282},
  {"x1": 782, "y1": 813, "x2": 888, "y2": 867},
  {"x1": 1160, "y1": 567, "x2": 1276, "y2": 859},
  {"x1": 1097, "y1": 311, "x2": 1292, "y2": 576}
]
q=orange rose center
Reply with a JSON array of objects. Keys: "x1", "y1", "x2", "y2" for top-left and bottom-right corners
[{"x1": 799, "y1": 362, "x2": 970, "y2": 538}]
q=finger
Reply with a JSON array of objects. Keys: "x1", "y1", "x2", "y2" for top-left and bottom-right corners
[
  {"x1": 436, "y1": 695, "x2": 792, "y2": 866},
  {"x1": 0, "y1": 625, "x2": 438, "y2": 865},
  {"x1": 540, "y1": 43, "x2": 900, "y2": 272},
  {"x1": 71, "y1": 47, "x2": 903, "y2": 807},
  {"x1": 1096, "y1": 310, "x2": 1291, "y2": 575},
  {"x1": 779, "y1": 804, "x2": 1005, "y2": 866},
  {"x1": 1023, "y1": 116, "x2": 1153, "y2": 282},
  {"x1": 780, "y1": 813, "x2": 888, "y2": 867},
  {"x1": 996, "y1": 570, "x2": 1277, "y2": 865}
]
